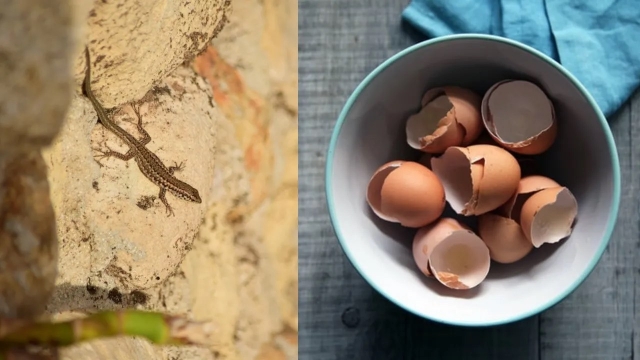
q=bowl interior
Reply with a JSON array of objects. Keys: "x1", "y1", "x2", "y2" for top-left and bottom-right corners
[{"x1": 327, "y1": 36, "x2": 619, "y2": 326}]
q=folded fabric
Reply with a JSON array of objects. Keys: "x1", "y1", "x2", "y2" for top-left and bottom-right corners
[{"x1": 402, "y1": 0, "x2": 640, "y2": 118}]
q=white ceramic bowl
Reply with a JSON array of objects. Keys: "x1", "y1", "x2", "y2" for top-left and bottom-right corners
[{"x1": 325, "y1": 34, "x2": 621, "y2": 326}]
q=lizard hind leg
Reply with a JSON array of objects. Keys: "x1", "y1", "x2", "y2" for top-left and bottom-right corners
[
  {"x1": 93, "y1": 145, "x2": 135, "y2": 166},
  {"x1": 158, "y1": 188, "x2": 175, "y2": 217},
  {"x1": 127, "y1": 103, "x2": 152, "y2": 145}
]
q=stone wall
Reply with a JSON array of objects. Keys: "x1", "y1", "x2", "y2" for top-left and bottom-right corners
[{"x1": 0, "y1": 0, "x2": 297, "y2": 358}]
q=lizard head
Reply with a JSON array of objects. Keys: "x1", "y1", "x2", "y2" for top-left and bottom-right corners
[
  {"x1": 185, "y1": 186, "x2": 202, "y2": 203},
  {"x1": 175, "y1": 183, "x2": 202, "y2": 204}
]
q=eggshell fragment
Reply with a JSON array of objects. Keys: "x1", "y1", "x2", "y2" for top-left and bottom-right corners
[
  {"x1": 478, "y1": 175, "x2": 566, "y2": 262},
  {"x1": 366, "y1": 161, "x2": 403, "y2": 222},
  {"x1": 430, "y1": 144, "x2": 520, "y2": 216},
  {"x1": 481, "y1": 80, "x2": 557, "y2": 155},
  {"x1": 421, "y1": 86, "x2": 484, "y2": 146},
  {"x1": 412, "y1": 218, "x2": 470, "y2": 277},
  {"x1": 478, "y1": 213, "x2": 533, "y2": 264},
  {"x1": 518, "y1": 175, "x2": 561, "y2": 193},
  {"x1": 365, "y1": 161, "x2": 446, "y2": 228},
  {"x1": 497, "y1": 175, "x2": 561, "y2": 219},
  {"x1": 520, "y1": 187, "x2": 578, "y2": 248},
  {"x1": 406, "y1": 86, "x2": 483, "y2": 153},
  {"x1": 428, "y1": 230, "x2": 491, "y2": 290},
  {"x1": 406, "y1": 93, "x2": 463, "y2": 153}
]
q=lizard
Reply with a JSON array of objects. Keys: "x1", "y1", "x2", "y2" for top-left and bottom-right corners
[{"x1": 82, "y1": 47, "x2": 202, "y2": 216}]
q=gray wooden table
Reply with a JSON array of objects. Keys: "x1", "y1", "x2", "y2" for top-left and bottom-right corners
[{"x1": 299, "y1": 0, "x2": 640, "y2": 359}]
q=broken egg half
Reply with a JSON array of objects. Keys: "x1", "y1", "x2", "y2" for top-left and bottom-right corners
[
  {"x1": 431, "y1": 144, "x2": 521, "y2": 216},
  {"x1": 366, "y1": 161, "x2": 446, "y2": 228},
  {"x1": 478, "y1": 175, "x2": 578, "y2": 263},
  {"x1": 478, "y1": 213, "x2": 533, "y2": 264},
  {"x1": 497, "y1": 175, "x2": 561, "y2": 219},
  {"x1": 412, "y1": 217, "x2": 471, "y2": 277},
  {"x1": 478, "y1": 175, "x2": 559, "y2": 264},
  {"x1": 406, "y1": 86, "x2": 484, "y2": 154},
  {"x1": 481, "y1": 80, "x2": 557, "y2": 155},
  {"x1": 427, "y1": 228, "x2": 491, "y2": 290},
  {"x1": 520, "y1": 186, "x2": 578, "y2": 248},
  {"x1": 412, "y1": 217, "x2": 490, "y2": 289}
]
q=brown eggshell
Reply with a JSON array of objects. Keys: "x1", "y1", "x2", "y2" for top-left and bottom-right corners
[
  {"x1": 497, "y1": 175, "x2": 561, "y2": 218},
  {"x1": 428, "y1": 229, "x2": 491, "y2": 290},
  {"x1": 520, "y1": 186, "x2": 578, "y2": 248},
  {"x1": 412, "y1": 218, "x2": 470, "y2": 277},
  {"x1": 518, "y1": 175, "x2": 561, "y2": 193},
  {"x1": 406, "y1": 92, "x2": 465, "y2": 153},
  {"x1": 468, "y1": 145, "x2": 521, "y2": 215},
  {"x1": 379, "y1": 161, "x2": 446, "y2": 228},
  {"x1": 430, "y1": 144, "x2": 520, "y2": 216},
  {"x1": 365, "y1": 161, "x2": 404, "y2": 222},
  {"x1": 477, "y1": 213, "x2": 533, "y2": 264},
  {"x1": 429, "y1": 146, "x2": 474, "y2": 214},
  {"x1": 481, "y1": 80, "x2": 557, "y2": 155},
  {"x1": 421, "y1": 86, "x2": 484, "y2": 146}
]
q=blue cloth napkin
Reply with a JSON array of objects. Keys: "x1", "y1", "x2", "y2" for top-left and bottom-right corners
[{"x1": 402, "y1": 0, "x2": 640, "y2": 118}]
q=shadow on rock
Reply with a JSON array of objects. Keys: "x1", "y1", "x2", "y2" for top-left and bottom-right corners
[{"x1": 45, "y1": 282, "x2": 150, "y2": 314}]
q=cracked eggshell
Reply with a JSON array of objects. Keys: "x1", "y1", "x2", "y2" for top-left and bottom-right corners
[
  {"x1": 497, "y1": 175, "x2": 561, "y2": 219},
  {"x1": 481, "y1": 80, "x2": 557, "y2": 155},
  {"x1": 430, "y1": 144, "x2": 520, "y2": 216},
  {"x1": 519, "y1": 187, "x2": 578, "y2": 248},
  {"x1": 366, "y1": 161, "x2": 446, "y2": 228},
  {"x1": 366, "y1": 161, "x2": 404, "y2": 222},
  {"x1": 420, "y1": 86, "x2": 484, "y2": 146},
  {"x1": 478, "y1": 213, "x2": 533, "y2": 264},
  {"x1": 406, "y1": 86, "x2": 482, "y2": 153},
  {"x1": 412, "y1": 218, "x2": 471, "y2": 277},
  {"x1": 428, "y1": 229, "x2": 491, "y2": 290},
  {"x1": 475, "y1": 133, "x2": 540, "y2": 176},
  {"x1": 468, "y1": 145, "x2": 521, "y2": 215},
  {"x1": 406, "y1": 92, "x2": 463, "y2": 153}
]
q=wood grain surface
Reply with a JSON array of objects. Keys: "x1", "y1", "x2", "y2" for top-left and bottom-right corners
[{"x1": 298, "y1": 0, "x2": 640, "y2": 359}]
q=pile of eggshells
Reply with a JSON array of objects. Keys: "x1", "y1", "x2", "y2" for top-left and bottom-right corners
[{"x1": 366, "y1": 80, "x2": 579, "y2": 291}]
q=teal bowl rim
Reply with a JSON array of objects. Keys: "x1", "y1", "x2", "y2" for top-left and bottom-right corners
[{"x1": 324, "y1": 33, "x2": 621, "y2": 327}]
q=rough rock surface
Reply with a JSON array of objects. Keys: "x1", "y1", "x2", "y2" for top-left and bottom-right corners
[
  {"x1": 0, "y1": 0, "x2": 87, "y2": 322},
  {"x1": 80, "y1": 0, "x2": 231, "y2": 108},
  {"x1": 0, "y1": 150, "x2": 58, "y2": 319},
  {"x1": 0, "y1": 0, "x2": 83, "y2": 152},
  {"x1": 40, "y1": 0, "x2": 297, "y2": 359},
  {"x1": 45, "y1": 66, "x2": 218, "y2": 291}
]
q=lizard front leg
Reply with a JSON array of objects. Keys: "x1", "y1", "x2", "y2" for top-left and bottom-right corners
[{"x1": 167, "y1": 161, "x2": 185, "y2": 174}]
